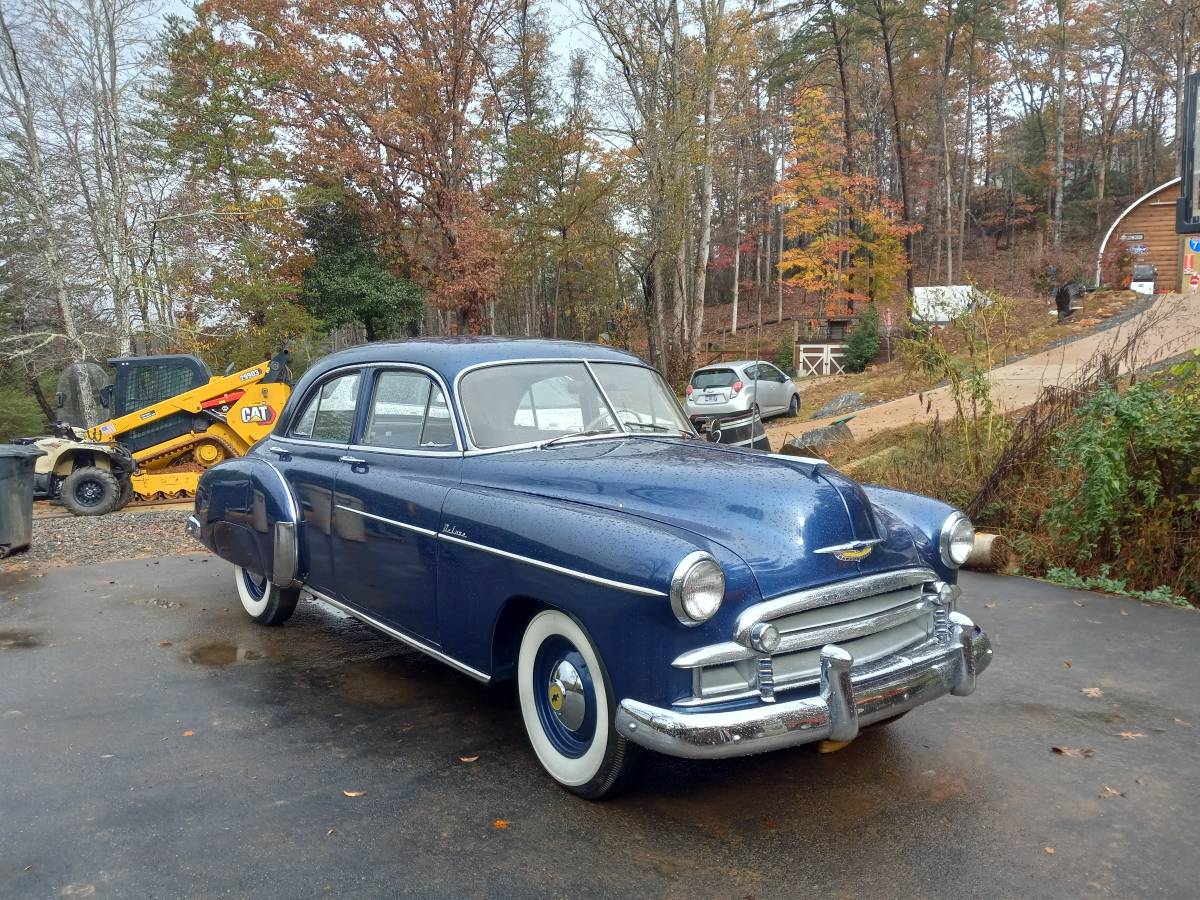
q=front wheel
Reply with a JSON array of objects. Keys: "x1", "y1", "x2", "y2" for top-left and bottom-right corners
[
  {"x1": 517, "y1": 610, "x2": 638, "y2": 799},
  {"x1": 234, "y1": 565, "x2": 299, "y2": 626},
  {"x1": 60, "y1": 466, "x2": 120, "y2": 516}
]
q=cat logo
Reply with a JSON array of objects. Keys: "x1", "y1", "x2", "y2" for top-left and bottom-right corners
[{"x1": 240, "y1": 404, "x2": 276, "y2": 425}]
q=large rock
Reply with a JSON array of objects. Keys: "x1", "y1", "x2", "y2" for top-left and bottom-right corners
[
  {"x1": 811, "y1": 391, "x2": 864, "y2": 419},
  {"x1": 780, "y1": 421, "x2": 854, "y2": 457}
]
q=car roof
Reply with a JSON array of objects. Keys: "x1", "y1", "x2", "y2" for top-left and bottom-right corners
[{"x1": 305, "y1": 337, "x2": 646, "y2": 385}]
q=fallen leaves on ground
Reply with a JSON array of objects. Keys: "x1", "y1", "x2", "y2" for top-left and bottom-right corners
[
  {"x1": 1100, "y1": 785, "x2": 1125, "y2": 799},
  {"x1": 1080, "y1": 687, "x2": 1103, "y2": 698},
  {"x1": 459, "y1": 755, "x2": 479, "y2": 763},
  {"x1": 1118, "y1": 731, "x2": 1145, "y2": 740},
  {"x1": 1175, "y1": 718, "x2": 1192, "y2": 727},
  {"x1": 158, "y1": 640, "x2": 172, "y2": 647},
  {"x1": 342, "y1": 790, "x2": 365, "y2": 798},
  {"x1": 1119, "y1": 610, "x2": 1129, "y2": 616},
  {"x1": 181, "y1": 730, "x2": 194, "y2": 737},
  {"x1": 1061, "y1": 660, "x2": 1072, "y2": 668},
  {"x1": 1044, "y1": 847, "x2": 1056, "y2": 855},
  {"x1": 1051, "y1": 745, "x2": 1095, "y2": 758},
  {"x1": 494, "y1": 819, "x2": 509, "y2": 830},
  {"x1": 1072, "y1": 599, "x2": 1086, "y2": 607},
  {"x1": 326, "y1": 827, "x2": 336, "y2": 836},
  {"x1": 984, "y1": 602, "x2": 996, "y2": 608}
]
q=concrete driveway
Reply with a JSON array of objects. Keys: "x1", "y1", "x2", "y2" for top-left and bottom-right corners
[
  {"x1": 1, "y1": 555, "x2": 1196, "y2": 898},
  {"x1": 768, "y1": 292, "x2": 1200, "y2": 445}
]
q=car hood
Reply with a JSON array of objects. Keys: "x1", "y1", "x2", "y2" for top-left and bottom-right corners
[{"x1": 460, "y1": 438, "x2": 924, "y2": 599}]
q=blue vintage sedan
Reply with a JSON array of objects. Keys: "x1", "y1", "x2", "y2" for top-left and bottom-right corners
[{"x1": 187, "y1": 338, "x2": 992, "y2": 798}]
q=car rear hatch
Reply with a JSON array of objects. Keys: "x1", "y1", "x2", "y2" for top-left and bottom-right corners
[{"x1": 690, "y1": 368, "x2": 739, "y2": 405}]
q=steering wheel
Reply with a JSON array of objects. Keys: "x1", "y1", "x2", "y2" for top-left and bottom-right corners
[{"x1": 583, "y1": 407, "x2": 645, "y2": 432}]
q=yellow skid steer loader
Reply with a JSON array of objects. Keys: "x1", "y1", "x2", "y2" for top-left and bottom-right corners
[{"x1": 21, "y1": 350, "x2": 292, "y2": 516}]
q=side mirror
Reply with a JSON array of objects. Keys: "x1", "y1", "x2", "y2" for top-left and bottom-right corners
[{"x1": 98, "y1": 384, "x2": 113, "y2": 408}]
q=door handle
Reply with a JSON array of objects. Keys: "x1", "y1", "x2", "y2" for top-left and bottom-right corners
[
  {"x1": 339, "y1": 455, "x2": 367, "y2": 465},
  {"x1": 268, "y1": 446, "x2": 291, "y2": 459}
]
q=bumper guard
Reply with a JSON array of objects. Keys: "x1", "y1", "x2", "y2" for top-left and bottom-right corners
[{"x1": 615, "y1": 611, "x2": 992, "y2": 759}]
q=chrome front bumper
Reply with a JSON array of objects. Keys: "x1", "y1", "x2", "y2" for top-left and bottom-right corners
[{"x1": 615, "y1": 611, "x2": 992, "y2": 759}]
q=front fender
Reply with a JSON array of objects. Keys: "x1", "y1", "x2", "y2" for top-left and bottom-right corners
[
  {"x1": 860, "y1": 483, "x2": 959, "y2": 581},
  {"x1": 194, "y1": 456, "x2": 300, "y2": 587},
  {"x1": 436, "y1": 485, "x2": 759, "y2": 707}
]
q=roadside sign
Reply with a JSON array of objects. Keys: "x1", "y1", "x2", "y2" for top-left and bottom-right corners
[
  {"x1": 1188, "y1": 252, "x2": 1196, "y2": 275},
  {"x1": 1190, "y1": 238, "x2": 1200, "y2": 252}
]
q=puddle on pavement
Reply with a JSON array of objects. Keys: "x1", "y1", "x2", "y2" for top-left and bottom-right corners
[
  {"x1": 0, "y1": 630, "x2": 40, "y2": 649},
  {"x1": 186, "y1": 642, "x2": 263, "y2": 666}
]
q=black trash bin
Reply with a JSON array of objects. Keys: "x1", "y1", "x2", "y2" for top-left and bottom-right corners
[{"x1": 0, "y1": 444, "x2": 46, "y2": 558}]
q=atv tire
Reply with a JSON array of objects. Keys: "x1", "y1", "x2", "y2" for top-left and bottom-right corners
[
  {"x1": 115, "y1": 478, "x2": 134, "y2": 511},
  {"x1": 61, "y1": 467, "x2": 121, "y2": 517}
]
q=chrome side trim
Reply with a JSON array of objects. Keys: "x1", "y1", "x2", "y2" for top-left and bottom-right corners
[
  {"x1": 335, "y1": 504, "x2": 439, "y2": 537},
  {"x1": 437, "y1": 531, "x2": 667, "y2": 597},
  {"x1": 303, "y1": 586, "x2": 491, "y2": 683},
  {"x1": 616, "y1": 615, "x2": 993, "y2": 760},
  {"x1": 732, "y1": 567, "x2": 935, "y2": 647}
]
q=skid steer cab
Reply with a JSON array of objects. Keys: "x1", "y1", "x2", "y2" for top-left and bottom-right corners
[{"x1": 22, "y1": 350, "x2": 292, "y2": 516}]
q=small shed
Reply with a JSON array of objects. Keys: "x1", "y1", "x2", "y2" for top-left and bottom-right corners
[
  {"x1": 1097, "y1": 177, "x2": 1185, "y2": 292},
  {"x1": 911, "y1": 285, "x2": 987, "y2": 324}
]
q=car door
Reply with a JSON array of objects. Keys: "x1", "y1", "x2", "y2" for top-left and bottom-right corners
[
  {"x1": 329, "y1": 367, "x2": 462, "y2": 642},
  {"x1": 266, "y1": 369, "x2": 363, "y2": 595},
  {"x1": 760, "y1": 363, "x2": 789, "y2": 413}
]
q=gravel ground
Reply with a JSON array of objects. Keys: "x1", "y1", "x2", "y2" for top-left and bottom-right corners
[{"x1": 1, "y1": 508, "x2": 197, "y2": 571}]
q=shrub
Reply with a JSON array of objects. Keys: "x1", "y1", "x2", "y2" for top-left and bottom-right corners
[
  {"x1": 844, "y1": 303, "x2": 881, "y2": 372},
  {"x1": 775, "y1": 336, "x2": 794, "y2": 373}
]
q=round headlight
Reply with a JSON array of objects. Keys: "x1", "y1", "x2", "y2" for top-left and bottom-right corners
[
  {"x1": 940, "y1": 512, "x2": 975, "y2": 567},
  {"x1": 670, "y1": 552, "x2": 725, "y2": 626}
]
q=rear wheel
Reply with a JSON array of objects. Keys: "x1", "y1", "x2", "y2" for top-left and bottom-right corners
[
  {"x1": 114, "y1": 477, "x2": 134, "y2": 511},
  {"x1": 60, "y1": 466, "x2": 120, "y2": 516},
  {"x1": 517, "y1": 610, "x2": 638, "y2": 799},
  {"x1": 234, "y1": 565, "x2": 299, "y2": 626}
]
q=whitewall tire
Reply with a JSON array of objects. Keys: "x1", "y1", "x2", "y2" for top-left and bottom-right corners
[
  {"x1": 517, "y1": 609, "x2": 638, "y2": 799},
  {"x1": 234, "y1": 565, "x2": 299, "y2": 626}
]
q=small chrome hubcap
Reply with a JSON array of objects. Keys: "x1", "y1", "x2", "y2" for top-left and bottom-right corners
[{"x1": 547, "y1": 659, "x2": 586, "y2": 731}]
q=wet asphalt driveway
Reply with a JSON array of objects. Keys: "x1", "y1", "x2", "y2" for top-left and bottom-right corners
[{"x1": 1, "y1": 554, "x2": 1197, "y2": 899}]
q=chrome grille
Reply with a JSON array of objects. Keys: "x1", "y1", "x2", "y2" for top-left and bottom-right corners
[{"x1": 675, "y1": 568, "x2": 943, "y2": 707}]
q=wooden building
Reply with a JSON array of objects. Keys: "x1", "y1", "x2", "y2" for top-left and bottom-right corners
[{"x1": 1097, "y1": 177, "x2": 1185, "y2": 292}]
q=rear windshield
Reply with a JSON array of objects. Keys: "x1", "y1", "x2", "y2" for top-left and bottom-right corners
[{"x1": 691, "y1": 368, "x2": 736, "y2": 389}]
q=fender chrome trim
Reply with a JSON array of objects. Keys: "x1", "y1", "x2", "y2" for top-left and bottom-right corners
[
  {"x1": 303, "y1": 587, "x2": 491, "y2": 684},
  {"x1": 335, "y1": 504, "x2": 439, "y2": 537},
  {"x1": 437, "y1": 531, "x2": 667, "y2": 597}
]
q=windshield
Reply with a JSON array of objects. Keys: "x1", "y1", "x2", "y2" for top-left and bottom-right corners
[
  {"x1": 459, "y1": 361, "x2": 694, "y2": 449},
  {"x1": 691, "y1": 368, "x2": 737, "y2": 389}
]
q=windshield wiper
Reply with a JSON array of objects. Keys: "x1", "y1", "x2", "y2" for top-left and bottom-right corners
[
  {"x1": 620, "y1": 420, "x2": 696, "y2": 438},
  {"x1": 540, "y1": 428, "x2": 619, "y2": 449}
]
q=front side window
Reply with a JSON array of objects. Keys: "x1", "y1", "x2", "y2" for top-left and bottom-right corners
[
  {"x1": 363, "y1": 370, "x2": 456, "y2": 451},
  {"x1": 290, "y1": 371, "x2": 360, "y2": 443},
  {"x1": 460, "y1": 361, "x2": 693, "y2": 450}
]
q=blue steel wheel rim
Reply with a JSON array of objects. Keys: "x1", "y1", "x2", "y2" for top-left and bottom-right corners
[
  {"x1": 242, "y1": 568, "x2": 268, "y2": 601},
  {"x1": 532, "y1": 634, "x2": 598, "y2": 759}
]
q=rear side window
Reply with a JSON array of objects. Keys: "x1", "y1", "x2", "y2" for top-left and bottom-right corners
[
  {"x1": 290, "y1": 372, "x2": 360, "y2": 442},
  {"x1": 363, "y1": 370, "x2": 456, "y2": 451},
  {"x1": 691, "y1": 368, "x2": 736, "y2": 389}
]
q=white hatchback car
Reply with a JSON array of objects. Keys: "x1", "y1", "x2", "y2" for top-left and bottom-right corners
[{"x1": 685, "y1": 360, "x2": 799, "y2": 422}]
